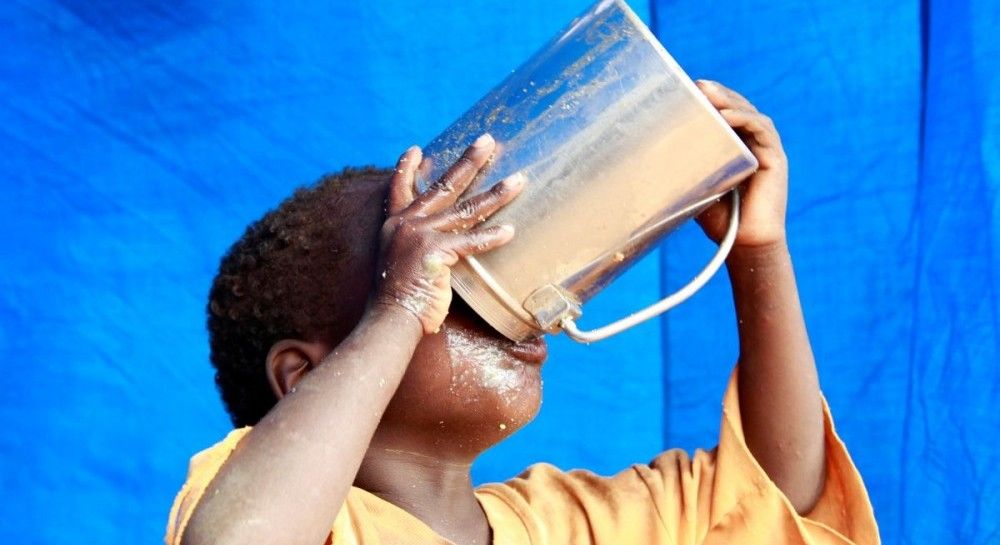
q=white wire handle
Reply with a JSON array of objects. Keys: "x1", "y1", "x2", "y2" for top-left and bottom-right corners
[{"x1": 559, "y1": 188, "x2": 740, "y2": 343}]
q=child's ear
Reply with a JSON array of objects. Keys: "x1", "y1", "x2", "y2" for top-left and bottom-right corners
[{"x1": 265, "y1": 339, "x2": 329, "y2": 399}]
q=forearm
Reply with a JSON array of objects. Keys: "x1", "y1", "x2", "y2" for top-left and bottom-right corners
[
  {"x1": 727, "y1": 241, "x2": 825, "y2": 514},
  {"x1": 183, "y1": 305, "x2": 422, "y2": 545}
]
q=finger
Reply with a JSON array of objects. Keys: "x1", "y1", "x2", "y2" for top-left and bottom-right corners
[
  {"x1": 696, "y1": 80, "x2": 758, "y2": 113},
  {"x1": 697, "y1": 79, "x2": 757, "y2": 112},
  {"x1": 414, "y1": 156, "x2": 434, "y2": 194},
  {"x1": 696, "y1": 194, "x2": 733, "y2": 225},
  {"x1": 428, "y1": 172, "x2": 526, "y2": 231},
  {"x1": 490, "y1": 139, "x2": 506, "y2": 164},
  {"x1": 388, "y1": 146, "x2": 421, "y2": 215},
  {"x1": 408, "y1": 133, "x2": 496, "y2": 216},
  {"x1": 442, "y1": 224, "x2": 516, "y2": 257},
  {"x1": 717, "y1": 109, "x2": 785, "y2": 167}
]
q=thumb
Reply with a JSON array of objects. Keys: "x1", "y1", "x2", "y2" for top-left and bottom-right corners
[{"x1": 696, "y1": 195, "x2": 732, "y2": 227}]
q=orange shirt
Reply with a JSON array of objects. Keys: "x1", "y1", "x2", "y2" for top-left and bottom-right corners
[{"x1": 166, "y1": 371, "x2": 879, "y2": 544}]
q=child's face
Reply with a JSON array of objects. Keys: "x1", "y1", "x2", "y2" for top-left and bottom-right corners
[{"x1": 379, "y1": 295, "x2": 547, "y2": 451}]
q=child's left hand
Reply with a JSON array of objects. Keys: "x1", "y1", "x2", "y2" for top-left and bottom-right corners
[{"x1": 694, "y1": 80, "x2": 789, "y2": 250}]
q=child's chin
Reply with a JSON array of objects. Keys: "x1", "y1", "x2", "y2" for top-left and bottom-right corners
[
  {"x1": 483, "y1": 370, "x2": 543, "y2": 432},
  {"x1": 469, "y1": 401, "x2": 541, "y2": 447}
]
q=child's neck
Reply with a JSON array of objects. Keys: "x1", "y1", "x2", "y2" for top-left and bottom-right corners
[{"x1": 355, "y1": 446, "x2": 491, "y2": 545}]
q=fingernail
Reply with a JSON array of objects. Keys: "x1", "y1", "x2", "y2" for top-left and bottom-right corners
[
  {"x1": 697, "y1": 79, "x2": 717, "y2": 89},
  {"x1": 503, "y1": 172, "x2": 527, "y2": 189},
  {"x1": 407, "y1": 144, "x2": 420, "y2": 153},
  {"x1": 473, "y1": 133, "x2": 494, "y2": 148}
]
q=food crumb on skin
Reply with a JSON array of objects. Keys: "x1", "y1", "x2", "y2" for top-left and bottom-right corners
[
  {"x1": 499, "y1": 423, "x2": 507, "y2": 430},
  {"x1": 422, "y1": 253, "x2": 447, "y2": 277},
  {"x1": 613, "y1": 251, "x2": 625, "y2": 262}
]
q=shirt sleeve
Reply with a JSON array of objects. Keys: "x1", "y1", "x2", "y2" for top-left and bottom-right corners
[
  {"x1": 478, "y1": 367, "x2": 880, "y2": 545},
  {"x1": 706, "y1": 367, "x2": 881, "y2": 544},
  {"x1": 164, "y1": 428, "x2": 370, "y2": 545},
  {"x1": 164, "y1": 428, "x2": 250, "y2": 545}
]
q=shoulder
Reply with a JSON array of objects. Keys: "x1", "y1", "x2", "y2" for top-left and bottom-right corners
[
  {"x1": 165, "y1": 427, "x2": 252, "y2": 545},
  {"x1": 475, "y1": 450, "x2": 718, "y2": 544},
  {"x1": 488, "y1": 448, "x2": 716, "y2": 494}
]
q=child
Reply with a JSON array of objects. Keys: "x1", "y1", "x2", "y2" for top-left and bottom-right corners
[{"x1": 167, "y1": 81, "x2": 879, "y2": 545}]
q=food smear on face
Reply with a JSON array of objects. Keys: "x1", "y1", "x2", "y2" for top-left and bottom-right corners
[{"x1": 444, "y1": 326, "x2": 523, "y2": 403}]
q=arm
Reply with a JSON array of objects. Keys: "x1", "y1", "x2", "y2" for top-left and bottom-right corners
[
  {"x1": 695, "y1": 80, "x2": 825, "y2": 514},
  {"x1": 183, "y1": 305, "x2": 421, "y2": 545},
  {"x1": 728, "y1": 242, "x2": 825, "y2": 514},
  {"x1": 182, "y1": 135, "x2": 522, "y2": 545}
]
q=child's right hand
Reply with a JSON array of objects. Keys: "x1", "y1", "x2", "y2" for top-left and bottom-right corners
[{"x1": 373, "y1": 134, "x2": 525, "y2": 334}]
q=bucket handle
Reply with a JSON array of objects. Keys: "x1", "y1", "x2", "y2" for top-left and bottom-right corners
[{"x1": 560, "y1": 188, "x2": 740, "y2": 343}]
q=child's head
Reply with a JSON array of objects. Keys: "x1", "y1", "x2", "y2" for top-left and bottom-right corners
[{"x1": 207, "y1": 167, "x2": 545, "y2": 452}]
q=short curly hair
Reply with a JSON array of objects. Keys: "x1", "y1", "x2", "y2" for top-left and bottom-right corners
[{"x1": 207, "y1": 166, "x2": 392, "y2": 427}]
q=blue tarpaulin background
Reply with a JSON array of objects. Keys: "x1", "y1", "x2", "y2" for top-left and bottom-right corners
[{"x1": 0, "y1": 1, "x2": 996, "y2": 543}]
